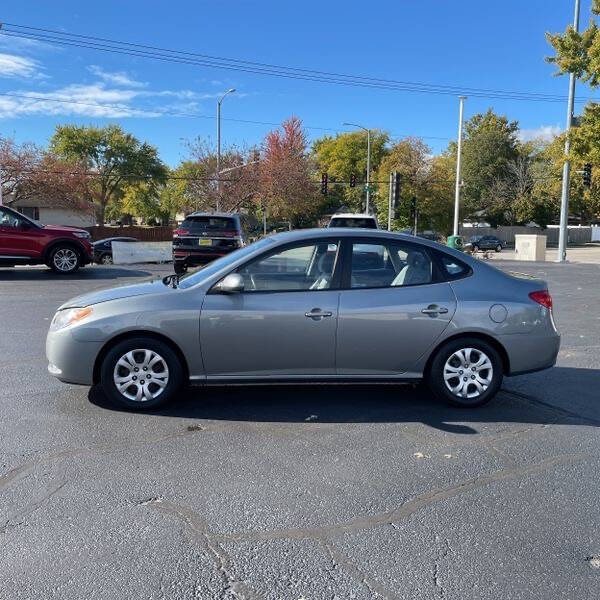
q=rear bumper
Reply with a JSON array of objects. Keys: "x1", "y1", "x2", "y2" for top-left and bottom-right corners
[
  {"x1": 173, "y1": 249, "x2": 229, "y2": 265},
  {"x1": 501, "y1": 332, "x2": 560, "y2": 376}
]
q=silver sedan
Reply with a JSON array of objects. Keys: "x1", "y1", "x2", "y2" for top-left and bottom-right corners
[{"x1": 46, "y1": 229, "x2": 560, "y2": 409}]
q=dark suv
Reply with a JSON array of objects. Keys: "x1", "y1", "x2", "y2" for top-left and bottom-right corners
[
  {"x1": 470, "y1": 235, "x2": 506, "y2": 252},
  {"x1": 172, "y1": 212, "x2": 247, "y2": 268},
  {"x1": 0, "y1": 205, "x2": 93, "y2": 273}
]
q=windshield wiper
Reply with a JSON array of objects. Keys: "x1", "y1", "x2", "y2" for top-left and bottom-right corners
[{"x1": 162, "y1": 273, "x2": 180, "y2": 288}]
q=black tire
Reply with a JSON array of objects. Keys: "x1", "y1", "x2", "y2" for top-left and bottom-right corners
[
  {"x1": 100, "y1": 336, "x2": 184, "y2": 410},
  {"x1": 49, "y1": 244, "x2": 81, "y2": 274},
  {"x1": 427, "y1": 337, "x2": 503, "y2": 408},
  {"x1": 100, "y1": 253, "x2": 113, "y2": 265},
  {"x1": 495, "y1": 244, "x2": 502, "y2": 252},
  {"x1": 472, "y1": 245, "x2": 480, "y2": 253}
]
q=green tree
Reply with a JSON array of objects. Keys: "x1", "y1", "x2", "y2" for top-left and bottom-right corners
[
  {"x1": 49, "y1": 124, "x2": 167, "y2": 224},
  {"x1": 312, "y1": 130, "x2": 389, "y2": 212},
  {"x1": 454, "y1": 110, "x2": 520, "y2": 225},
  {"x1": 374, "y1": 137, "x2": 430, "y2": 230}
]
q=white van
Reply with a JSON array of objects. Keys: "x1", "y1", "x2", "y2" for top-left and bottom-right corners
[{"x1": 327, "y1": 213, "x2": 379, "y2": 229}]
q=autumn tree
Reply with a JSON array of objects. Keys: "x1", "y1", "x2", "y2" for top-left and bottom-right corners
[
  {"x1": 259, "y1": 116, "x2": 318, "y2": 225},
  {"x1": 312, "y1": 130, "x2": 389, "y2": 212},
  {"x1": 49, "y1": 124, "x2": 167, "y2": 224}
]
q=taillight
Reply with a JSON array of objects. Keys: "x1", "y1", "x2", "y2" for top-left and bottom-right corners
[
  {"x1": 529, "y1": 290, "x2": 553, "y2": 309},
  {"x1": 173, "y1": 228, "x2": 184, "y2": 238}
]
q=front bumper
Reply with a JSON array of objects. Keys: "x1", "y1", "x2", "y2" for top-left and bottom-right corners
[{"x1": 46, "y1": 327, "x2": 101, "y2": 385}]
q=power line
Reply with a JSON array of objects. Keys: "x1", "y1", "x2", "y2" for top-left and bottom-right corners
[
  {"x1": 0, "y1": 22, "x2": 595, "y2": 103},
  {"x1": 0, "y1": 92, "x2": 452, "y2": 141}
]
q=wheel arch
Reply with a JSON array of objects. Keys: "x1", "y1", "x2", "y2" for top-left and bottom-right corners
[
  {"x1": 423, "y1": 332, "x2": 510, "y2": 378},
  {"x1": 93, "y1": 330, "x2": 190, "y2": 385},
  {"x1": 43, "y1": 238, "x2": 86, "y2": 263}
]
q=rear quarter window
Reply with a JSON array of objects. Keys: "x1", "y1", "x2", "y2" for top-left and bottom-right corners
[{"x1": 436, "y1": 252, "x2": 472, "y2": 281}]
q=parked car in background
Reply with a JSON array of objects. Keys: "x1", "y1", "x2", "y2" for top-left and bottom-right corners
[
  {"x1": 327, "y1": 213, "x2": 379, "y2": 229},
  {"x1": 470, "y1": 235, "x2": 506, "y2": 252},
  {"x1": 172, "y1": 212, "x2": 248, "y2": 269},
  {"x1": 47, "y1": 229, "x2": 559, "y2": 411},
  {"x1": 92, "y1": 237, "x2": 137, "y2": 264},
  {"x1": 0, "y1": 205, "x2": 93, "y2": 274}
]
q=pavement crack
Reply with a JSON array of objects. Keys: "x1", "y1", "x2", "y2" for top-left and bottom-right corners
[
  {"x1": 142, "y1": 500, "x2": 261, "y2": 600},
  {"x1": 432, "y1": 536, "x2": 451, "y2": 598},
  {"x1": 320, "y1": 540, "x2": 401, "y2": 600},
  {"x1": 208, "y1": 452, "x2": 586, "y2": 542}
]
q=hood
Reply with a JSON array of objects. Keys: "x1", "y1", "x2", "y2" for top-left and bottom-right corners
[
  {"x1": 42, "y1": 224, "x2": 89, "y2": 235},
  {"x1": 59, "y1": 278, "x2": 173, "y2": 309}
]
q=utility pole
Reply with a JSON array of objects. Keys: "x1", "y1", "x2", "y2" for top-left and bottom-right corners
[
  {"x1": 557, "y1": 0, "x2": 581, "y2": 263},
  {"x1": 216, "y1": 88, "x2": 236, "y2": 212},
  {"x1": 0, "y1": 166, "x2": 3, "y2": 207},
  {"x1": 453, "y1": 96, "x2": 466, "y2": 236}
]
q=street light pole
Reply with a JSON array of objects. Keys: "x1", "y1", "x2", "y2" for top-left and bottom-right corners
[
  {"x1": 453, "y1": 96, "x2": 467, "y2": 237},
  {"x1": 216, "y1": 88, "x2": 236, "y2": 212},
  {"x1": 343, "y1": 122, "x2": 371, "y2": 213},
  {"x1": 557, "y1": 0, "x2": 581, "y2": 263}
]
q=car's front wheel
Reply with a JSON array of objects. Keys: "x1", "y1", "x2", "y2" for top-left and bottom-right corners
[
  {"x1": 472, "y1": 244, "x2": 480, "y2": 253},
  {"x1": 49, "y1": 245, "x2": 81, "y2": 274},
  {"x1": 100, "y1": 337, "x2": 184, "y2": 410},
  {"x1": 427, "y1": 338, "x2": 503, "y2": 407},
  {"x1": 495, "y1": 244, "x2": 502, "y2": 252}
]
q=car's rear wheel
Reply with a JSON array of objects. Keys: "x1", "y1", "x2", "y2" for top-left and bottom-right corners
[
  {"x1": 495, "y1": 244, "x2": 502, "y2": 252},
  {"x1": 100, "y1": 253, "x2": 113, "y2": 265},
  {"x1": 49, "y1": 245, "x2": 81, "y2": 274},
  {"x1": 427, "y1": 338, "x2": 503, "y2": 407},
  {"x1": 100, "y1": 337, "x2": 184, "y2": 410},
  {"x1": 472, "y1": 244, "x2": 480, "y2": 253}
]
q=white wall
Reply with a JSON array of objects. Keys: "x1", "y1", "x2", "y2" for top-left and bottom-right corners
[{"x1": 39, "y1": 208, "x2": 95, "y2": 227}]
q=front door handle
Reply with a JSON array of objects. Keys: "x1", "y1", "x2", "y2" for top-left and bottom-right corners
[
  {"x1": 421, "y1": 304, "x2": 449, "y2": 315},
  {"x1": 305, "y1": 308, "x2": 333, "y2": 319}
]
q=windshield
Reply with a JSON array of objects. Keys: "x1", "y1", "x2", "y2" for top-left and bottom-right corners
[
  {"x1": 329, "y1": 217, "x2": 377, "y2": 229},
  {"x1": 177, "y1": 236, "x2": 275, "y2": 289}
]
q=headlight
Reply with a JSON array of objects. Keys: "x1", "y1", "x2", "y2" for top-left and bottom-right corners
[
  {"x1": 50, "y1": 307, "x2": 93, "y2": 331},
  {"x1": 73, "y1": 231, "x2": 91, "y2": 239}
]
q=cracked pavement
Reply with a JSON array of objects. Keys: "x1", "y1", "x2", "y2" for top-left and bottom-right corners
[{"x1": 0, "y1": 260, "x2": 599, "y2": 599}]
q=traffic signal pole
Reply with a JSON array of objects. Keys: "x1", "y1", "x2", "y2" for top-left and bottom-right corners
[
  {"x1": 557, "y1": 0, "x2": 581, "y2": 263},
  {"x1": 388, "y1": 172, "x2": 393, "y2": 231}
]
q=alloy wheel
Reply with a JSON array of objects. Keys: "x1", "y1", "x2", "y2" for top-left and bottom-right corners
[
  {"x1": 53, "y1": 248, "x2": 78, "y2": 272},
  {"x1": 443, "y1": 347, "x2": 493, "y2": 399},
  {"x1": 101, "y1": 254, "x2": 113, "y2": 264},
  {"x1": 113, "y1": 349, "x2": 170, "y2": 402}
]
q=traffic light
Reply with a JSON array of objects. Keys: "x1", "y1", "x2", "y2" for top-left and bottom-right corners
[
  {"x1": 393, "y1": 172, "x2": 401, "y2": 207},
  {"x1": 321, "y1": 172, "x2": 328, "y2": 195},
  {"x1": 349, "y1": 173, "x2": 356, "y2": 188},
  {"x1": 583, "y1": 163, "x2": 592, "y2": 188}
]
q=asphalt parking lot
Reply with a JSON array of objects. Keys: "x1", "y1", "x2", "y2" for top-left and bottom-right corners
[{"x1": 1, "y1": 259, "x2": 599, "y2": 599}]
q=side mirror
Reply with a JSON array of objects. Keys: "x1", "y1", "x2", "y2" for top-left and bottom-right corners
[{"x1": 214, "y1": 273, "x2": 244, "y2": 294}]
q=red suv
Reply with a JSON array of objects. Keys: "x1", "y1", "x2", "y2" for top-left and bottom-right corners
[{"x1": 0, "y1": 205, "x2": 93, "y2": 274}]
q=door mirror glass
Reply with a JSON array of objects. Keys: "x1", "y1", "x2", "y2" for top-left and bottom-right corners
[{"x1": 214, "y1": 273, "x2": 245, "y2": 294}]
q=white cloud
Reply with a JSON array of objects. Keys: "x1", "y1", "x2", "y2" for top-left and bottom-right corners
[
  {"x1": 518, "y1": 125, "x2": 561, "y2": 143},
  {"x1": 0, "y1": 53, "x2": 40, "y2": 78},
  {"x1": 88, "y1": 65, "x2": 147, "y2": 88}
]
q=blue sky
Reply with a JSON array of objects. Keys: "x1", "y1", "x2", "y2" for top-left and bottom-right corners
[{"x1": 0, "y1": 0, "x2": 597, "y2": 165}]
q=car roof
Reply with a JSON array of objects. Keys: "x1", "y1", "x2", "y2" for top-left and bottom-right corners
[
  {"x1": 329, "y1": 213, "x2": 377, "y2": 220},
  {"x1": 185, "y1": 212, "x2": 240, "y2": 219}
]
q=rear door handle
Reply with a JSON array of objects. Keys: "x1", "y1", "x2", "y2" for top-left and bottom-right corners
[
  {"x1": 421, "y1": 305, "x2": 449, "y2": 315},
  {"x1": 305, "y1": 308, "x2": 333, "y2": 319}
]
